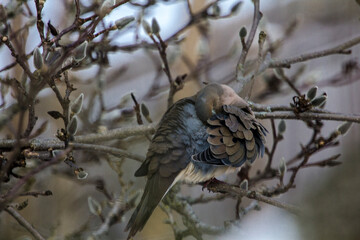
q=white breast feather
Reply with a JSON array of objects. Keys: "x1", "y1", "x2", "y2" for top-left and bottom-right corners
[{"x1": 172, "y1": 162, "x2": 239, "y2": 186}]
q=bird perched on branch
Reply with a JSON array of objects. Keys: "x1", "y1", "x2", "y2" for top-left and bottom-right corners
[{"x1": 125, "y1": 83, "x2": 267, "y2": 239}]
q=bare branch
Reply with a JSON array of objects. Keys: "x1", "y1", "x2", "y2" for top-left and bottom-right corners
[
  {"x1": 205, "y1": 181, "x2": 301, "y2": 214},
  {"x1": 255, "y1": 111, "x2": 360, "y2": 123},
  {"x1": 91, "y1": 195, "x2": 136, "y2": 237},
  {"x1": 249, "y1": 102, "x2": 332, "y2": 113},
  {"x1": 5, "y1": 206, "x2": 46, "y2": 240},
  {"x1": 19, "y1": 190, "x2": 53, "y2": 198},
  {"x1": 0, "y1": 124, "x2": 156, "y2": 150},
  {"x1": 70, "y1": 143, "x2": 145, "y2": 162},
  {"x1": 74, "y1": 124, "x2": 156, "y2": 143},
  {"x1": 236, "y1": 0, "x2": 262, "y2": 78},
  {"x1": 0, "y1": 148, "x2": 71, "y2": 206},
  {"x1": 270, "y1": 35, "x2": 360, "y2": 68},
  {"x1": 0, "y1": 36, "x2": 35, "y2": 81}
]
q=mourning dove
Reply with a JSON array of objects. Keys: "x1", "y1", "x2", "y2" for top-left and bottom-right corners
[{"x1": 125, "y1": 83, "x2": 267, "y2": 239}]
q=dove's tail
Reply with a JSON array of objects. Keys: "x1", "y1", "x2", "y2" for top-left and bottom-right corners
[
  {"x1": 125, "y1": 187, "x2": 155, "y2": 239},
  {"x1": 125, "y1": 173, "x2": 175, "y2": 239}
]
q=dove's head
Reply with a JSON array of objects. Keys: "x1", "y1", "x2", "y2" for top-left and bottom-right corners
[{"x1": 195, "y1": 83, "x2": 251, "y2": 123}]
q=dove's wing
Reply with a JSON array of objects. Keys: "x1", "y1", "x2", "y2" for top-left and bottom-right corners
[
  {"x1": 192, "y1": 105, "x2": 267, "y2": 167},
  {"x1": 125, "y1": 98, "x2": 195, "y2": 239}
]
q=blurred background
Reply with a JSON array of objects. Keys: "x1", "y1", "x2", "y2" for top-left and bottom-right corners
[{"x1": 0, "y1": 0, "x2": 360, "y2": 239}]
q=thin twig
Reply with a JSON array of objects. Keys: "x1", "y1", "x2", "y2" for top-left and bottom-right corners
[
  {"x1": 0, "y1": 124, "x2": 156, "y2": 150},
  {"x1": 288, "y1": 154, "x2": 341, "y2": 171},
  {"x1": 269, "y1": 35, "x2": 360, "y2": 68},
  {"x1": 249, "y1": 102, "x2": 332, "y2": 113},
  {"x1": 19, "y1": 190, "x2": 53, "y2": 198},
  {"x1": 91, "y1": 195, "x2": 136, "y2": 237},
  {"x1": 266, "y1": 119, "x2": 279, "y2": 170},
  {"x1": 34, "y1": 0, "x2": 46, "y2": 44},
  {"x1": 70, "y1": 143, "x2": 145, "y2": 162},
  {"x1": 74, "y1": 124, "x2": 156, "y2": 143},
  {"x1": 255, "y1": 111, "x2": 360, "y2": 123},
  {"x1": 206, "y1": 181, "x2": 300, "y2": 214},
  {"x1": 5, "y1": 206, "x2": 46, "y2": 240},
  {"x1": 274, "y1": 69, "x2": 302, "y2": 96},
  {"x1": 164, "y1": 192, "x2": 226, "y2": 237},
  {"x1": 148, "y1": 31, "x2": 180, "y2": 108},
  {"x1": 236, "y1": 0, "x2": 262, "y2": 78},
  {"x1": 74, "y1": 0, "x2": 81, "y2": 20},
  {"x1": 0, "y1": 148, "x2": 72, "y2": 206},
  {"x1": 181, "y1": 194, "x2": 227, "y2": 205},
  {"x1": 0, "y1": 36, "x2": 35, "y2": 81},
  {"x1": 246, "y1": 30, "x2": 267, "y2": 100}
]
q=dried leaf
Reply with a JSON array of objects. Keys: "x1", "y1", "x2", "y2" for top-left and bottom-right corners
[
  {"x1": 47, "y1": 111, "x2": 63, "y2": 119},
  {"x1": 231, "y1": 1, "x2": 243, "y2": 14},
  {"x1": 47, "y1": 20, "x2": 58, "y2": 36}
]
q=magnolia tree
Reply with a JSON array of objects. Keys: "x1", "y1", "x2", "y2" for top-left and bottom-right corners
[{"x1": 0, "y1": 0, "x2": 359, "y2": 239}]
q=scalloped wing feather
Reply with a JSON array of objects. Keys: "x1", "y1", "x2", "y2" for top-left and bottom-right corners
[{"x1": 192, "y1": 105, "x2": 267, "y2": 167}]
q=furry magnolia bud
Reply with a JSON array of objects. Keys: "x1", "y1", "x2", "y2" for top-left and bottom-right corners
[
  {"x1": 33, "y1": 47, "x2": 43, "y2": 70},
  {"x1": 100, "y1": 0, "x2": 114, "y2": 16},
  {"x1": 239, "y1": 27, "x2": 247, "y2": 38},
  {"x1": 231, "y1": 1, "x2": 243, "y2": 14},
  {"x1": 141, "y1": 103, "x2": 152, "y2": 123},
  {"x1": 278, "y1": 157, "x2": 287, "y2": 177},
  {"x1": 307, "y1": 86, "x2": 318, "y2": 100},
  {"x1": 311, "y1": 94, "x2": 327, "y2": 107},
  {"x1": 151, "y1": 18, "x2": 160, "y2": 35},
  {"x1": 239, "y1": 179, "x2": 248, "y2": 191},
  {"x1": 278, "y1": 120, "x2": 286, "y2": 135},
  {"x1": 74, "y1": 41, "x2": 88, "y2": 62},
  {"x1": 71, "y1": 93, "x2": 84, "y2": 114},
  {"x1": 45, "y1": 47, "x2": 63, "y2": 65},
  {"x1": 67, "y1": 116, "x2": 78, "y2": 136},
  {"x1": 142, "y1": 20, "x2": 152, "y2": 35},
  {"x1": 115, "y1": 16, "x2": 134, "y2": 30},
  {"x1": 336, "y1": 122, "x2": 352, "y2": 136},
  {"x1": 212, "y1": 3, "x2": 220, "y2": 16}
]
